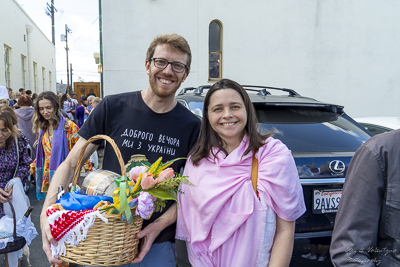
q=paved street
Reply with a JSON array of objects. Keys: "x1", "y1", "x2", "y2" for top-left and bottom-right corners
[
  {"x1": 20, "y1": 186, "x2": 47, "y2": 267},
  {"x1": 290, "y1": 239, "x2": 334, "y2": 267}
]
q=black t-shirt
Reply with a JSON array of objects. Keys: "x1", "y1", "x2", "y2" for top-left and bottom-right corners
[{"x1": 79, "y1": 91, "x2": 201, "y2": 242}]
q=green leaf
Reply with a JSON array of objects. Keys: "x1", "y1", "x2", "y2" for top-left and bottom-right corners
[
  {"x1": 126, "y1": 160, "x2": 150, "y2": 172},
  {"x1": 148, "y1": 188, "x2": 177, "y2": 202},
  {"x1": 156, "y1": 157, "x2": 186, "y2": 174}
]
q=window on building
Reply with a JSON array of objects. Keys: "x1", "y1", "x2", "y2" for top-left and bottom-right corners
[
  {"x1": 4, "y1": 45, "x2": 11, "y2": 87},
  {"x1": 42, "y1": 67, "x2": 46, "y2": 90},
  {"x1": 209, "y1": 20, "x2": 222, "y2": 80},
  {"x1": 49, "y1": 71, "x2": 52, "y2": 91},
  {"x1": 33, "y1": 62, "x2": 37, "y2": 92},
  {"x1": 21, "y1": 55, "x2": 27, "y2": 89}
]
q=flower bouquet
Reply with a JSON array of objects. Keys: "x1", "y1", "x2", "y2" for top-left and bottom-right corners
[
  {"x1": 102, "y1": 156, "x2": 193, "y2": 223},
  {"x1": 46, "y1": 135, "x2": 192, "y2": 266}
]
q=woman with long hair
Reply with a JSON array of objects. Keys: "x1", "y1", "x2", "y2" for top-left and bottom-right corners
[
  {"x1": 0, "y1": 104, "x2": 31, "y2": 215},
  {"x1": 60, "y1": 93, "x2": 75, "y2": 121},
  {"x1": 176, "y1": 79, "x2": 306, "y2": 266},
  {"x1": 0, "y1": 104, "x2": 33, "y2": 267},
  {"x1": 31, "y1": 91, "x2": 80, "y2": 200},
  {"x1": 32, "y1": 93, "x2": 38, "y2": 105}
]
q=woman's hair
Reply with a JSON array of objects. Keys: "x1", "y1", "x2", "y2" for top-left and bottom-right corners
[
  {"x1": 60, "y1": 93, "x2": 68, "y2": 104},
  {"x1": 189, "y1": 79, "x2": 273, "y2": 166},
  {"x1": 0, "y1": 99, "x2": 9, "y2": 106},
  {"x1": 32, "y1": 93, "x2": 38, "y2": 100},
  {"x1": 32, "y1": 91, "x2": 62, "y2": 135},
  {"x1": 86, "y1": 92, "x2": 96, "y2": 98},
  {"x1": 87, "y1": 95, "x2": 95, "y2": 102},
  {"x1": 17, "y1": 95, "x2": 33, "y2": 107},
  {"x1": 92, "y1": 97, "x2": 101, "y2": 104},
  {"x1": 0, "y1": 105, "x2": 19, "y2": 151},
  {"x1": 80, "y1": 95, "x2": 88, "y2": 106}
]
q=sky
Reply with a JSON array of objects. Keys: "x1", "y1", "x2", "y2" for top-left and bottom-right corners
[{"x1": 16, "y1": 0, "x2": 100, "y2": 84}]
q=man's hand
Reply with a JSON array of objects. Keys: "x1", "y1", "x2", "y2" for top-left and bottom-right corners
[
  {"x1": 41, "y1": 216, "x2": 63, "y2": 264},
  {"x1": 131, "y1": 220, "x2": 164, "y2": 263},
  {"x1": 39, "y1": 137, "x2": 97, "y2": 264},
  {"x1": 131, "y1": 202, "x2": 177, "y2": 264}
]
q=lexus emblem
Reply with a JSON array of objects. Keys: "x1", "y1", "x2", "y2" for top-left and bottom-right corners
[{"x1": 329, "y1": 160, "x2": 346, "y2": 173}]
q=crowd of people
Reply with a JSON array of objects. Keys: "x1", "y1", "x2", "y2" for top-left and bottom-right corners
[
  {"x1": 0, "y1": 86, "x2": 101, "y2": 266},
  {"x1": 1, "y1": 32, "x2": 399, "y2": 267}
]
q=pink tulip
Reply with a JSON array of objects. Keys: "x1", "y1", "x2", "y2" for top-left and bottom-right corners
[
  {"x1": 156, "y1": 168, "x2": 175, "y2": 184},
  {"x1": 141, "y1": 172, "x2": 157, "y2": 189},
  {"x1": 129, "y1": 166, "x2": 147, "y2": 182}
]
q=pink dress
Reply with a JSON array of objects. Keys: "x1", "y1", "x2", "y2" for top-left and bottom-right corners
[{"x1": 176, "y1": 136, "x2": 306, "y2": 266}]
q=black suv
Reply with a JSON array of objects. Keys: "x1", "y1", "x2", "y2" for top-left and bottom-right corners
[{"x1": 176, "y1": 85, "x2": 372, "y2": 238}]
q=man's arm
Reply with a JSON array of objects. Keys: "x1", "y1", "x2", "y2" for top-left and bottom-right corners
[
  {"x1": 131, "y1": 202, "x2": 177, "y2": 263},
  {"x1": 330, "y1": 145, "x2": 384, "y2": 267},
  {"x1": 40, "y1": 137, "x2": 98, "y2": 263}
]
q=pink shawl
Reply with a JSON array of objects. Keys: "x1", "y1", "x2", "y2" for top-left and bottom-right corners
[{"x1": 176, "y1": 136, "x2": 306, "y2": 266}]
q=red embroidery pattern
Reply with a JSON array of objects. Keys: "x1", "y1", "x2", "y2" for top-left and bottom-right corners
[{"x1": 47, "y1": 207, "x2": 97, "y2": 241}]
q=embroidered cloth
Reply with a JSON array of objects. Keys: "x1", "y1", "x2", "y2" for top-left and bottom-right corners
[{"x1": 47, "y1": 205, "x2": 108, "y2": 258}]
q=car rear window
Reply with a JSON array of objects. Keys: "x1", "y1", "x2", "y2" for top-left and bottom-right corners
[
  {"x1": 255, "y1": 105, "x2": 370, "y2": 152},
  {"x1": 188, "y1": 101, "x2": 205, "y2": 111}
]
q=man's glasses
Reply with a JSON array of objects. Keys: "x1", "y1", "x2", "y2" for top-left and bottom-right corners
[{"x1": 150, "y1": 58, "x2": 187, "y2": 73}]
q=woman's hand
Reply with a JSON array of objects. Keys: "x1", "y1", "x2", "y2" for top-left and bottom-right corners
[{"x1": 0, "y1": 186, "x2": 13, "y2": 203}]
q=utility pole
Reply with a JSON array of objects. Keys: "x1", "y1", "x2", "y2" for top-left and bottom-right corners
[
  {"x1": 99, "y1": 0, "x2": 104, "y2": 97},
  {"x1": 45, "y1": 1, "x2": 57, "y2": 45},
  {"x1": 65, "y1": 24, "x2": 72, "y2": 94},
  {"x1": 70, "y1": 63, "x2": 73, "y2": 93}
]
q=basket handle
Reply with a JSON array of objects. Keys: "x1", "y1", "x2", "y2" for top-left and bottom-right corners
[
  {"x1": 7, "y1": 198, "x2": 18, "y2": 239},
  {"x1": 72, "y1": 135, "x2": 126, "y2": 187},
  {"x1": 6, "y1": 197, "x2": 33, "y2": 239}
]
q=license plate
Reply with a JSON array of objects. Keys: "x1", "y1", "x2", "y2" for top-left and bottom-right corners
[{"x1": 312, "y1": 189, "x2": 342, "y2": 214}]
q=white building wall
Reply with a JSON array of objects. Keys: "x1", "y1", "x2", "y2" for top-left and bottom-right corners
[
  {"x1": 0, "y1": 0, "x2": 56, "y2": 94},
  {"x1": 102, "y1": 0, "x2": 400, "y2": 117}
]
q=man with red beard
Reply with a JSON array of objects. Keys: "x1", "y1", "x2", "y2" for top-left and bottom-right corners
[{"x1": 40, "y1": 34, "x2": 201, "y2": 267}]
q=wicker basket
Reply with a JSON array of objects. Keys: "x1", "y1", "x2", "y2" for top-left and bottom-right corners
[{"x1": 59, "y1": 135, "x2": 143, "y2": 266}]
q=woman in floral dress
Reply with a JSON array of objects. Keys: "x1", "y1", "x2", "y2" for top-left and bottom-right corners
[
  {"x1": 0, "y1": 104, "x2": 31, "y2": 217},
  {"x1": 31, "y1": 91, "x2": 80, "y2": 200}
]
